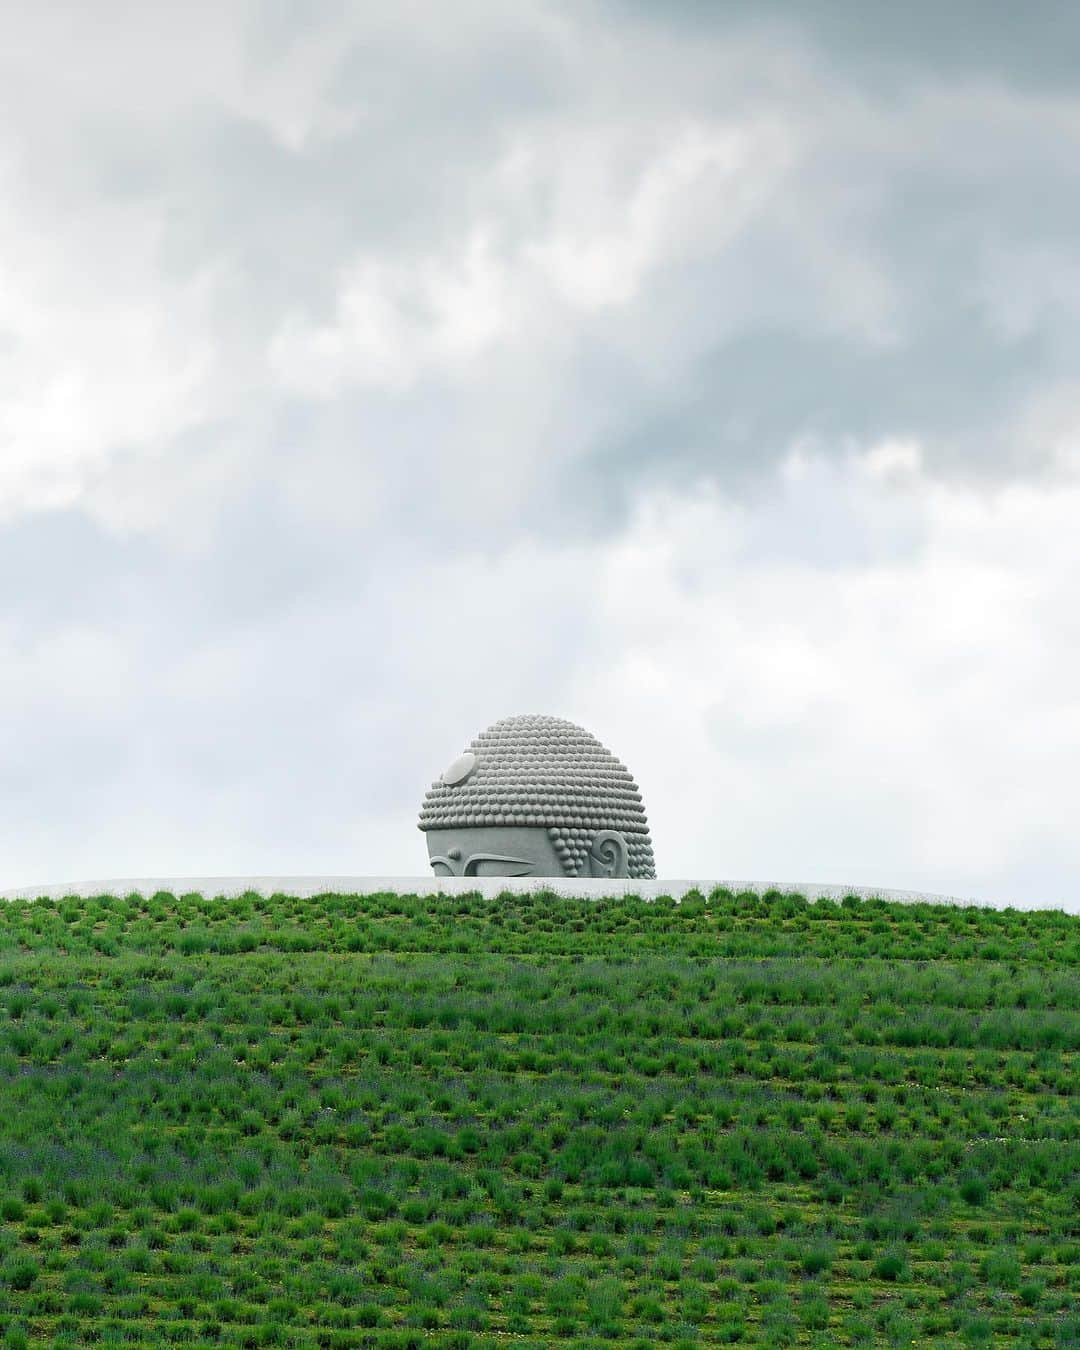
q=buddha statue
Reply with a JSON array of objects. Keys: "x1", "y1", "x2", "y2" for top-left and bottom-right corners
[{"x1": 418, "y1": 714, "x2": 656, "y2": 879}]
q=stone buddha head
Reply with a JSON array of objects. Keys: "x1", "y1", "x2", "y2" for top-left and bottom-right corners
[{"x1": 418, "y1": 714, "x2": 656, "y2": 879}]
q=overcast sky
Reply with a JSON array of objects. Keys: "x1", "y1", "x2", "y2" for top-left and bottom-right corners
[{"x1": 2, "y1": 2, "x2": 1079, "y2": 905}]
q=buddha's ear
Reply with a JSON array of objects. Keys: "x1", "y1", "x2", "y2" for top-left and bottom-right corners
[{"x1": 587, "y1": 830, "x2": 629, "y2": 879}]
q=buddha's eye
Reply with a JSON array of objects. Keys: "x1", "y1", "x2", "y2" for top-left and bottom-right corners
[
  {"x1": 472, "y1": 859, "x2": 534, "y2": 878},
  {"x1": 465, "y1": 854, "x2": 535, "y2": 878},
  {"x1": 431, "y1": 860, "x2": 455, "y2": 877}
]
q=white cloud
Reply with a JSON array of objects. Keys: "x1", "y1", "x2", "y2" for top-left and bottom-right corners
[
  {"x1": 521, "y1": 121, "x2": 778, "y2": 310},
  {"x1": 0, "y1": 171, "x2": 221, "y2": 519},
  {"x1": 2, "y1": 426, "x2": 1079, "y2": 906},
  {"x1": 566, "y1": 447, "x2": 1080, "y2": 904},
  {"x1": 270, "y1": 229, "x2": 511, "y2": 395}
]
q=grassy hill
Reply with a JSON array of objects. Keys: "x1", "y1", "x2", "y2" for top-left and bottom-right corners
[{"x1": 0, "y1": 888, "x2": 1075, "y2": 1348}]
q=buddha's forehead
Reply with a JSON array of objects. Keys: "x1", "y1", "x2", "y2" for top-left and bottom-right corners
[{"x1": 425, "y1": 825, "x2": 558, "y2": 858}]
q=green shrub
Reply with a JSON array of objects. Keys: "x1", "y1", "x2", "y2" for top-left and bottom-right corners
[
  {"x1": 980, "y1": 1249, "x2": 1021, "y2": 1289},
  {"x1": 959, "y1": 1175, "x2": 989, "y2": 1206},
  {"x1": 2, "y1": 1261, "x2": 38, "y2": 1291},
  {"x1": 873, "y1": 1252, "x2": 905, "y2": 1282},
  {"x1": 802, "y1": 1246, "x2": 833, "y2": 1276}
]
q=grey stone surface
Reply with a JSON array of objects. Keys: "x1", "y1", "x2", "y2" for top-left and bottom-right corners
[
  {"x1": 1, "y1": 876, "x2": 1073, "y2": 911},
  {"x1": 419, "y1": 713, "x2": 655, "y2": 879}
]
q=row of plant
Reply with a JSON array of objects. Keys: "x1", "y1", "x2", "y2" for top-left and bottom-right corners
[{"x1": 1, "y1": 888, "x2": 1074, "y2": 965}]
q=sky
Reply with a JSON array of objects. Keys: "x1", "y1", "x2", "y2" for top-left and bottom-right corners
[{"x1": 2, "y1": 1, "x2": 1079, "y2": 906}]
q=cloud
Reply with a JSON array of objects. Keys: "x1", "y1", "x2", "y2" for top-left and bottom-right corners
[
  {"x1": 7, "y1": 0, "x2": 1080, "y2": 534},
  {"x1": 570, "y1": 446, "x2": 1080, "y2": 905},
  {"x1": 4, "y1": 444, "x2": 1078, "y2": 906},
  {"x1": 0, "y1": 2, "x2": 1078, "y2": 905}
]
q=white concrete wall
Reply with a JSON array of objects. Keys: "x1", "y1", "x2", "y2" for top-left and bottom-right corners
[{"x1": 1, "y1": 875, "x2": 1072, "y2": 911}]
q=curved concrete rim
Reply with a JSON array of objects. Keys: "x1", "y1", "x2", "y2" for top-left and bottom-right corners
[{"x1": 0, "y1": 875, "x2": 1072, "y2": 912}]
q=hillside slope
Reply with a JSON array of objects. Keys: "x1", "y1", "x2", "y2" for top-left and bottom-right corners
[{"x1": 0, "y1": 888, "x2": 1076, "y2": 1347}]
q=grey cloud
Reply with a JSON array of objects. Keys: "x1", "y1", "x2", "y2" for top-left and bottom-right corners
[
  {"x1": 592, "y1": 319, "x2": 1052, "y2": 491},
  {"x1": 9, "y1": 0, "x2": 1077, "y2": 536},
  {"x1": 606, "y1": 0, "x2": 1080, "y2": 93}
]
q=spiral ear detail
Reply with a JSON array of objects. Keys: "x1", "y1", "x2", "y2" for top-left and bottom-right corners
[{"x1": 588, "y1": 830, "x2": 629, "y2": 879}]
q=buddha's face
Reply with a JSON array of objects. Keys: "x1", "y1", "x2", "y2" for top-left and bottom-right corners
[{"x1": 425, "y1": 826, "x2": 629, "y2": 879}]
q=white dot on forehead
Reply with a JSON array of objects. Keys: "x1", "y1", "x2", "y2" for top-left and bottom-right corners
[{"x1": 441, "y1": 751, "x2": 477, "y2": 786}]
